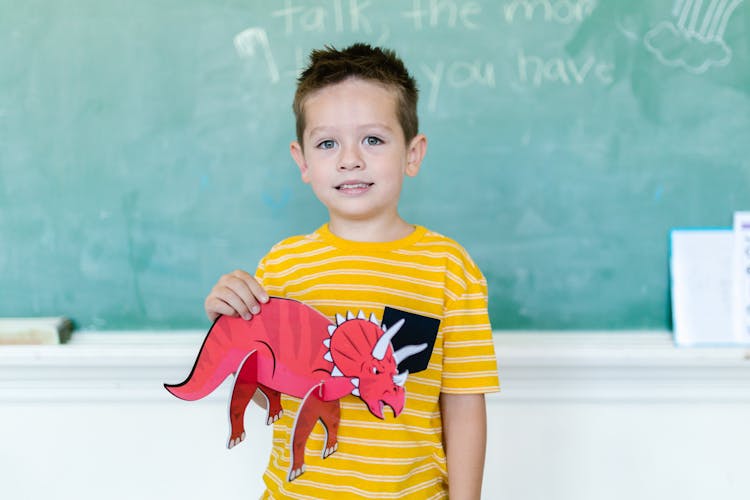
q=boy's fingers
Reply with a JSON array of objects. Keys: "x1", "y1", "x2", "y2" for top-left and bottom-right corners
[
  {"x1": 205, "y1": 301, "x2": 237, "y2": 322},
  {"x1": 207, "y1": 294, "x2": 254, "y2": 321},
  {"x1": 224, "y1": 271, "x2": 268, "y2": 306},
  {"x1": 246, "y1": 278, "x2": 269, "y2": 303},
  {"x1": 228, "y1": 270, "x2": 269, "y2": 303},
  {"x1": 204, "y1": 294, "x2": 243, "y2": 320},
  {"x1": 223, "y1": 278, "x2": 263, "y2": 315},
  {"x1": 205, "y1": 285, "x2": 254, "y2": 320},
  {"x1": 205, "y1": 270, "x2": 268, "y2": 321},
  {"x1": 220, "y1": 287, "x2": 259, "y2": 320}
]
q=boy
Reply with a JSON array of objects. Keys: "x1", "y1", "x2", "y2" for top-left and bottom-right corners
[{"x1": 205, "y1": 44, "x2": 499, "y2": 499}]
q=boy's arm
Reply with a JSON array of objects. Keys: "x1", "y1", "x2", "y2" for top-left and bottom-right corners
[{"x1": 440, "y1": 392, "x2": 488, "y2": 500}]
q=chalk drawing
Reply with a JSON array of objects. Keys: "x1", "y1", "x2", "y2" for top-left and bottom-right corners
[
  {"x1": 234, "y1": 27, "x2": 280, "y2": 83},
  {"x1": 644, "y1": 0, "x2": 744, "y2": 74},
  {"x1": 616, "y1": 18, "x2": 640, "y2": 42}
]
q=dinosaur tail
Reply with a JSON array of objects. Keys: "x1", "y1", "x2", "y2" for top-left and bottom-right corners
[{"x1": 164, "y1": 315, "x2": 255, "y2": 401}]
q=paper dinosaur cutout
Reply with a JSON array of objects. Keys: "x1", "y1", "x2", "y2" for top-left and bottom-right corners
[{"x1": 164, "y1": 297, "x2": 436, "y2": 481}]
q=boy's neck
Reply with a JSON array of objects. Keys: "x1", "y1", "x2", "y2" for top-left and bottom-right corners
[{"x1": 327, "y1": 215, "x2": 415, "y2": 243}]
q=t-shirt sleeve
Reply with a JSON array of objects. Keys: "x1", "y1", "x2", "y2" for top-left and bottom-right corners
[
  {"x1": 440, "y1": 259, "x2": 500, "y2": 394},
  {"x1": 254, "y1": 254, "x2": 267, "y2": 287}
]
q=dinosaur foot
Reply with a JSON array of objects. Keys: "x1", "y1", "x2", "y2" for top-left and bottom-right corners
[
  {"x1": 288, "y1": 464, "x2": 306, "y2": 481},
  {"x1": 266, "y1": 410, "x2": 283, "y2": 425},
  {"x1": 322, "y1": 442, "x2": 338, "y2": 459},
  {"x1": 227, "y1": 431, "x2": 246, "y2": 449}
]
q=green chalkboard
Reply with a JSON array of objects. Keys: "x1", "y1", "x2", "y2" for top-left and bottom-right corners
[{"x1": 2, "y1": 0, "x2": 749, "y2": 330}]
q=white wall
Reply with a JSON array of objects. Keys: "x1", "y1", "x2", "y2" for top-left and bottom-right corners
[{"x1": 2, "y1": 332, "x2": 749, "y2": 499}]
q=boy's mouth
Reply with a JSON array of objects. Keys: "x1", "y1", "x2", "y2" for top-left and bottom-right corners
[{"x1": 335, "y1": 182, "x2": 374, "y2": 191}]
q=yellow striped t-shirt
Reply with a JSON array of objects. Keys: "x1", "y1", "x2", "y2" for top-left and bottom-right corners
[{"x1": 256, "y1": 224, "x2": 499, "y2": 499}]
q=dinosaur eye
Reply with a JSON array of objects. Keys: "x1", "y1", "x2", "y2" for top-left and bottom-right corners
[{"x1": 372, "y1": 366, "x2": 379, "y2": 374}]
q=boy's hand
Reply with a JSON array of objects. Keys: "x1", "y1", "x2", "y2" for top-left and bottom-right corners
[{"x1": 204, "y1": 270, "x2": 269, "y2": 322}]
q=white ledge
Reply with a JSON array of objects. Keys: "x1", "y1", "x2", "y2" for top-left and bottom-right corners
[{"x1": 1, "y1": 331, "x2": 749, "y2": 403}]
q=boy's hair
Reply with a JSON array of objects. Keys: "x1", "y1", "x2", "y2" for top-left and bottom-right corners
[{"x1": 293, "y1": 43, "x2": 419, "y2": 146}]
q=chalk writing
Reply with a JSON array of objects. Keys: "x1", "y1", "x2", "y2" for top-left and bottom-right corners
[
  {"x1": 402, "y1": 0, "x2": 482, "y2": 30},
  {"x1": 234, "y1": 0, "x2": 618, "y2": 106},
  {"x1": 517, "y1": 49, "x2": 613, "y2": 86},
  {"x1": 644, "y1": 0, "x2": 743, "y2": 74},
  {"x1": 272, "y1": 0, "x2": 375, "y2": 34},
  {"x1": 234, "y1": 28, "x2": 280, "y2": 83},
  {"x1": 421, "y1": 61, "x2": 496, "y2": 111},
  {"x1": 503, "y1": 0, "x2": 595, "y2": 24}
]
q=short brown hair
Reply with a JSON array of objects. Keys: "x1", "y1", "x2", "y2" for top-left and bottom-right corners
[{"x1": 292, "y1": 43, "x2": 419, "y2": 146}]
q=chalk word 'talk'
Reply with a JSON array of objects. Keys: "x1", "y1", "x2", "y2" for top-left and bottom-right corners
[
  {"x1": 517, "y1": 49, "x2": 614, "y2": 87},
  {"x1": 503, "y1": 0, "x2": 596, "y2": 24},
  {"x1": 272, "y1": 0, "x2": 377, "y2": 35},
  {"x1": 420, "y1": 60, "x2": 496, "y2": 111},
  {"x1": 402, "y1": 0, "x2": 482, "y2": 30}
]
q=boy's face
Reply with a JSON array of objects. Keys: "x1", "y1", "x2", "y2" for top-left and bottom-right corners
[{"x1": 290, "y1": 78, "x2": 426, "y2": 232}]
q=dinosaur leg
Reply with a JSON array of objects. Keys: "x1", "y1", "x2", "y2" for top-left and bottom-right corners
[
  {"x1": 288, "y1": 385, "x2": 325, "y2": 481},
  {"x1": 227, "y1": 351, "x2": 258, "y2": 449},
  {"x1": 318, "y1": 399, "x2": 340, "y2": 459},
  {"x1": 257, "y1": 384, "x2": 283, "y2": 425},
  {"x1": 287, "y1": 388, "x2": 342, "y2": 480}
]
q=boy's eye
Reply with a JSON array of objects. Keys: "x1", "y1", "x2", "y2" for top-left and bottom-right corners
[
  {"x1": 364, "y1": 136, "x2": 382, "y2": 146},
  {"x1": 317, "y1": 140, "x2": 336, "y2": 150}
]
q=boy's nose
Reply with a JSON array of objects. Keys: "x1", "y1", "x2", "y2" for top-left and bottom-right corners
[
  {"x1": 338, "y1": 160, "x2": 362, "y2": 170},
  {"x1": 338, "y1": 145, "x2": 364, "y2": 170}
]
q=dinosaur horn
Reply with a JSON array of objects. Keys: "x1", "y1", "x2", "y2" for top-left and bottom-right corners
[
  {"x1": 393, "y1": 343, "x2": 428, "y2": 365},
  {"x1": 372, "y1": 319, "x2": 405, "y2": 360},
  {"x1": 393, "y1": 370, "x2": 409, "y2": 387}
]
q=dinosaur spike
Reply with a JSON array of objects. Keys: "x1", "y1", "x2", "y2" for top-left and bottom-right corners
[
  {"x1": 331, "y1": 366, "x2": 343, "y2": 377},
  {"x1": 393, "y1": 343, "x2": 428, "y2": 365},
  {"x1": 336, "y1": 313, "x2": 345, "y2": 325},
  {"x1": 323, "y1": 351, "x2": 333, "y2": 362},
  {"x1": 346, "y1": 311, "x2": 355, "y2": 320},
  {"x1": 323, "y1": 338, "x2": 330, "y2": 348},
  {"x1": 369, "y1": 313, "x2": 378, "y2": 324},
  {"x1": 393, "y1": 370, "x2": 409, "y2": 387},
  {"x1": 351, "y1": 377, "x2": 360, "y2": 388},
  {"x1": 357, "y1": 310, "x2": 366, "y2": 320},
  {"x1": 327, "y1": 325, "x2": 336, "y2": 336}
]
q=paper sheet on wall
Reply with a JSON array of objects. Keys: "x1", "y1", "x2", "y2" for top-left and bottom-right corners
[
  {"x1": 732, "y1": 212, "x2": 750, "y2": 344},
  {"x1": 670, "y1": 229, "x2": 734, "y2": 346}
]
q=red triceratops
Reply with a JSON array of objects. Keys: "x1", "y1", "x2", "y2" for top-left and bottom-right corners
[{"x1": 164, "y1": 297, "x2": 427, "y2": 481}]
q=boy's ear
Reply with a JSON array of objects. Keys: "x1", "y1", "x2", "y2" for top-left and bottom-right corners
[
  {"x1": 405, "y1": 134, "x2": 427, "y2": 177},
  {"x1": 290, "y1": 141, "x2": 310, "y2": 183}
]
